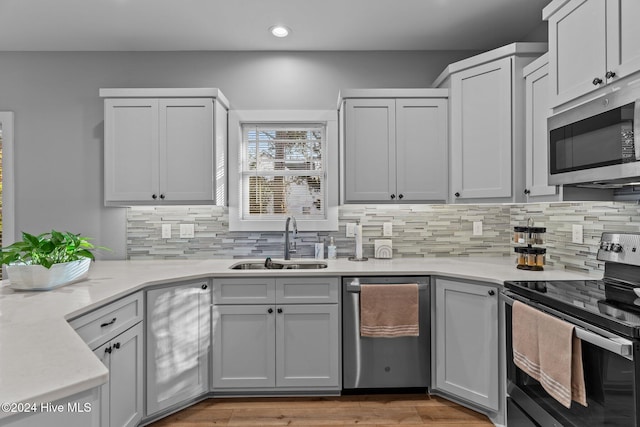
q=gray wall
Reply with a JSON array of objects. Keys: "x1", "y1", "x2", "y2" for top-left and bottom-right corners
[{"x1": 0, "y1": 50, "x2": 480, "y2": 258}]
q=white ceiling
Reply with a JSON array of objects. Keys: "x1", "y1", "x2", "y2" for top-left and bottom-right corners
[{"x1": 0, "y1": 0, "x2": 550, "y2": 51}]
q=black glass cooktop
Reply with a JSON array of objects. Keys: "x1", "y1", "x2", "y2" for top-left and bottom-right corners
[{"x1": 504, "y1": 280, "x2": 640, "y2": 339}]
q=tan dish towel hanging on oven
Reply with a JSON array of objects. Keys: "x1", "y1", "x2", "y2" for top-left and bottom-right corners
[
  {"x1": 512, "y1": 300, "x2": 587, "y2": 408},
  {"x1": 360, "y1": 284, "x2": 419, "y2": 337}
]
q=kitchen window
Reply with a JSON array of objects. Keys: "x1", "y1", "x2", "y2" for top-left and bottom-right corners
[{"x1": 229, "y1": 110, "x2": 338, "y2": 232}]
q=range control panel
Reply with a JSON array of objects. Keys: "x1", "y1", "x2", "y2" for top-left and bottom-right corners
[{"x1": 598, "y1": 232, "x2": 640, "y2": 266}]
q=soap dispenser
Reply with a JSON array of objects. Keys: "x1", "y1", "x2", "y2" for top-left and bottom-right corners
[{"x1": 327, "y1": 237, "x2": 337, "y2": 260}]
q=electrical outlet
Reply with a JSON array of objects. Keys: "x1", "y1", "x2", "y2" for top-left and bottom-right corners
[
  {"x1": 180, "y1": 224, "x2": 195, "y2": 239},
  {"x1": 383, "y1": 222, "x2": 393, "y2": 237},
  {"x1": 572, "y1": 224, "x2": 583, "y2": 244},
  {"x1": 346, "y1": 223, "x2": 356, "y2": 237},
  {"x1": 161, "y1": 224, "x2": 172, "y2": 239},
  {"x1": 473, "y1": 221, "x2": 483, "y2": 236}
]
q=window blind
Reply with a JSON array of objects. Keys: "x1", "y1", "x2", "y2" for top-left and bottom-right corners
[{"x1": 241, "y1": 123, "x2": 326, "y2": 220}]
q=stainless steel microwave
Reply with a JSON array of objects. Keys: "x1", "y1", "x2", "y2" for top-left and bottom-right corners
[{"x1": 548, "y1": 88, "x2": 640, "y2": 186}]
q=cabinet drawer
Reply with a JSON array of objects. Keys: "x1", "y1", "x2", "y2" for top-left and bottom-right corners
[
  {"x1": 276, "y1": 277, "x2": 339, "y2": 304},
  {"x1": 70, "y1": 292, "x2": 143, "y2": 349},
  {"x1": 213, "y1": 278, "x2": 276, "y2": 304}
]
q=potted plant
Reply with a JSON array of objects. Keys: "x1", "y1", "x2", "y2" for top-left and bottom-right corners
[{"x1": 1, "y1": 230, "x2": 106, "y2": 291}]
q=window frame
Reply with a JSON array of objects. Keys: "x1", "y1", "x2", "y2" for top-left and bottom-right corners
[{"x1": 229, "y1": 110, "x2": 339, "y2": 232}]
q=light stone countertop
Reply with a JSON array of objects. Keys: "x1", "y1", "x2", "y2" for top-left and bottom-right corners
[{"x1": 0, "y1": 256, "x2": 601, "y2": 419}]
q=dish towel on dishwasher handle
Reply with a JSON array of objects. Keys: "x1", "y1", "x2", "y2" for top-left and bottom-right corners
[
  {"x1": 512, "y1": 300, "x2": 587, "y2": 408},
  {"x1": 360, "y1": 284, "x2": 419, "y2": 337}
]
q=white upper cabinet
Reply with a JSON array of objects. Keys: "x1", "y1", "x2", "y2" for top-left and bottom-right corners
[
  {"x1": 433, "y1": 43, "x2": 547, "y2": 203},
  {"x1": 339, "y1": 89, "x2": 448, "y2": 204},
  {"x1": 544, "y1": 0, "x2": 640, "y2": 110},
  {"x1": 101, "y1": 88, "x2": 228, "y2": 206},
  {"x1": 523, "y1": 54, "x2": 560, "y2": 200}
]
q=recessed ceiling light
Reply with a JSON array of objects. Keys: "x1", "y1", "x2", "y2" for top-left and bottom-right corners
[{"x1": 270, "y1": 25, "x2": 291, "y2": 38}]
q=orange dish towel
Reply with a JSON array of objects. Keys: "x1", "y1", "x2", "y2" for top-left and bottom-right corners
[
  {"x1": 512, "y1": 301, "x2": 587, "y2": 408},
  {"x1": 360, "y1": 284, "x2": 419, "y2": 337}
]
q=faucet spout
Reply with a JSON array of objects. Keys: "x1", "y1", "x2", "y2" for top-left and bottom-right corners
[{"x1": 284, "y1": 216, "x2": 298, "y2": 260}]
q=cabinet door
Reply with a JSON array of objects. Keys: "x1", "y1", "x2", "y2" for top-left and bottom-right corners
[
  {"x1": 450, "y1": 57, "x2": 512, "y2": 200},
  {"x1": 93, "y1": 342, "x2": 111, "y2": 427},
  {"x1": 396, "y1": 98, "x2": 448, "y2": 201},
  {"x1": 146, "y1": 281, "x2": 210, "y2": 415},
  {"x1": 109, "y1": 323, "x2": 143, "y2": 427},
  {"x1": 548, "y1": 0, "x2": 607, "y2": 107},
  {"x1": 104, "y1": 98, "x2": 159, "y2": 202},
  {"x1": 524, "y1": 62, "x2": 558, "y2": 198},
  {"x1": 607, "y1": 0, "x2": 640, "y2": 81},
  {"x1": 344, "y1": 99, "x2": 396, "y2": 202},
  {"x1": 159, "y1": 98, "x2": 214, "y2": 202},
  {"x1": 275, "y1": 304, "x2": 340, "y2": 388},
  {"x1": 434, "y1": 279, "x2": 499, "y2": 411},
  {"x1": 212, "y1": 305, "x2": 276, "y2": 388}
]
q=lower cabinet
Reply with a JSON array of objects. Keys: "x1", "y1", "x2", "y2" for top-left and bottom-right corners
[
  {"x1": 212, "y1": 277, "x2": 340, "y2": 391},
  {"x1": 93, "y1": 323, "x2": 144, "y2": 427},
  {"x1": 146, "y1": 280, "x2": 211, "y2": 416},
  {"x1": 433, "y1": 277, "x2": 499, "y2": 412}
]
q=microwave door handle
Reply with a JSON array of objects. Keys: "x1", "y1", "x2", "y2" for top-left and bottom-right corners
[{"x1": 574, "y1": 328, "x2": 633, "y2": 359}]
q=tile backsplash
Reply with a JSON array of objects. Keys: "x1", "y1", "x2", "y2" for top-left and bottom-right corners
[{"x1": 127, "y1": 201, "x2": 640, "y2": 273}]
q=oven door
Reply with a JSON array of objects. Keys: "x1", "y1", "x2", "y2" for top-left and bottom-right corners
[{"x1": 502, "y1": 291, "x2": 640, "y2": 427}]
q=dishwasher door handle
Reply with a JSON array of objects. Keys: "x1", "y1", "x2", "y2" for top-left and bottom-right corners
[{"x1": 346, "y1": 282, "x2": 429, "y2": 293}]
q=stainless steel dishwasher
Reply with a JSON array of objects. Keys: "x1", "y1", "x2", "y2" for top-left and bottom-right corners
[{"x1": 343, "y1": 276, "x2": 430, "y2": 389}]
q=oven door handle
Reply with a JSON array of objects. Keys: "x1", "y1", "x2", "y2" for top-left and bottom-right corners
[{"x1": 502, "y1": 291, "x2": 634, "y2": 359}]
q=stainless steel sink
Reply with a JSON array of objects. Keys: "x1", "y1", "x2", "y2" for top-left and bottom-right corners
[{"x1": 229, "y1": 259, "x2": 328, "y2": 270}]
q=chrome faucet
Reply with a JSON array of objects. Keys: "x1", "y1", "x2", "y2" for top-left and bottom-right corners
[{"x1": 284, "y1": 216, "x2": 298, "y2": 260}]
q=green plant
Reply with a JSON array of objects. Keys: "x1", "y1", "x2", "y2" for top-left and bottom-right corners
[{"x1": 0, "y1": 230, "x2": 107, "y2": 268}]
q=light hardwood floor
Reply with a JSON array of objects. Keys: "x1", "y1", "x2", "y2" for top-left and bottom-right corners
[{"x1": 149, "y1": 394, "x2": 494, "y2": 426}]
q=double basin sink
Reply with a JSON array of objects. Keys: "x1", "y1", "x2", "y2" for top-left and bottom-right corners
[{"x1": 230, "y1": 258, "x2": 328, "y2": 270}]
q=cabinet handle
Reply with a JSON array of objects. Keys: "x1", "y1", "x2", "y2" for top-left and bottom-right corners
[
  {"x1": 390, "y1": 194, "x2": 396, "y2": 200},
  {"x1": 100, "y1": 317, "x2": 117, "y2": 328},
  {"x1": 523, "y1": 189, "x2": 530, "y2": 195},
  {"x1": 152, "y1": 194, "x2": 158, "y2": 200},
  {"x1": 160, "y1": 194, "x2": 165, "y2": 200},
  {"x1": 201, "y1": 284, "x2": 208, "y2": 290},
  {"x1": 454, "y1": 192, "x2": 460, "y2": 197},
  {"x1": 605, "y1": 70, "x2": 616, "y2": 79},
  {"x1": 105, "y1": 346, "x2": 112, "y2": 354},
  {"x1": 277, "y1": 308, "x2": 283, "y2": 314},
  {"x1": 488, "y1": 290, "x2": 495, "y2": 296},
  {"x1": 113, "y1": 342, "x2": 121, "y2": 350},
  {"x1": 398, "y1": 194, "x2": 404, "y2": 200},
  {"x1": 592, "y1": 77, "x2": 603, "y2": 86},
  {"x1": 268, "y1": 308, "x2": 273, "y2": 314}
]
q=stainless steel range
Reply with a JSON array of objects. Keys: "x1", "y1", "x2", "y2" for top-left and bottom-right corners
[{"x1": 503, "y1": 232, "x2": 640, "y2": 427}]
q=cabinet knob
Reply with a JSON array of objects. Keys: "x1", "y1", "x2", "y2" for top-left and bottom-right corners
[
  {"x1": 592, "y1": 77, "x2": 604, "y2": 86},
  {"x1": 523, "y1": 189, "x2": 530, "y2": 195},
  {"x1": 268, "y1": 308, "x2": 273, "y2": 314},
  {"x1": 113, "y1": 342, "x2": 121, "y2": 350},
  {"x1": 488, "y1": 290, "x2": 495, "y2": 296},
  {"x1": 152, "y1": 194, "x2": 158, "y2": 200},
  {"x1": 605, "y1": 70, "x2": 616, "y2": 79},
  {"x1": 398, "y1": 194, "x2": 404, "y2": 200},
  {"x1": 160, "y1": 194, "x2": 165, "y2": 200},
  {"x1": 454, "y1": 192, "x2": 460, "y2": 197},
  {"x1": 277, "y1": 308, "x2": 283, "y2": 314},
  {"x1": 105, "y1": 346, "x2": 112, "y2": 354},
  {"x1": 390, "y1": 194, "x2": 396, "y2": 200},
  {"x1": 201, "y1": 284, "x2": 208, "y2": 290}
]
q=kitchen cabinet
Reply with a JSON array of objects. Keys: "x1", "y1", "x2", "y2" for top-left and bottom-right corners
[
  {"x1": 432, "y1": 277, "x2": 500, "y2": 412},
  {"x1": 522, "y1": 54, "x2": 560, "y2": 201},
  {"x1": 100, "y1": 88, "x2": 229, "y2": 206},
  {"x1": 69, "y1": 292, "x2": 144, "y2": 427},
  {"x1": 93, "y1": 323, "x2": 144, "y2": 427},
  {"x1": 338, "y1": 89, "x2": 448, "y2": 203},
  {"x1": 544, "y1": 0, "x2": 640, "y2": 110},
  {"x1": 212, "y1": 277, "x2": 340, "y2": 392},
  {"x1": 146, "y1": 280, "x2": 211, "y2": 416},
  {"x1": 433, "y1": 43, "x2": 547, "y2": 203}
]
